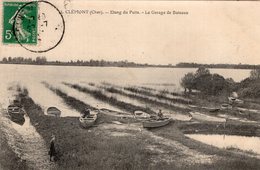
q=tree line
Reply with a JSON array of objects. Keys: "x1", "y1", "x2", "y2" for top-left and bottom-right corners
[
  {"x1": 1, "y1": 57, "x2": 260, "y2": 69},
  {"x1": 1, "y1": 57, "x2": 170, "y2": 67},
  {"x1": 176, "y1": 62, "x2": 260, "y2": 69}
]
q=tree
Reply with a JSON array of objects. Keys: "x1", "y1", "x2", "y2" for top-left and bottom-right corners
[
  {"x1": 2, "y1": 57, "x2": 7, "y2": 63},
  {"x1": 35, "y1": 56, "x2": 47, "y2": 64},
  {"x1": 181, "y1": 72, "x2": 195, "y2": 93},
  {"x1": 250, "y1": 69, "x2": 260, "y2": 80},
  {"x1": 195, "y1": 67, "x2": 210, "y2": 77}
]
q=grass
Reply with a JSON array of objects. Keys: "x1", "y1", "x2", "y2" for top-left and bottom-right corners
[
  {"x1": 63, "y1": 82, "x2": 156, "y2": 115},
  {"x1": 42, "y1": 81, "x2": 95, "y2": 113},
  {"x1": 94, "y1": 84, "x2": 191, "y2": 113},
  {"x1": 100, "y1": 82, "x2": 190, "y2": 104},
  {"x1": 189, "y1": 93, "x2": 260, "y2": 121},
  {"x1": 16, "y1": 86, "x2": 179, "y2": 170},
  {"x1": 0, "y1": 128, "x2": 28, "y2": 170},
  {"x1": 177, "y1": 121, "x2": 260, "y2": 137},
  {"x1": 149, "y1": 122, "x2": 260, "y2": 170},
  {"x1": 14, "y1": 85, "x2": 260, "y2": 170},
  {"x1": 124, "y1": 86, "x2": 191, "y2": 104}
]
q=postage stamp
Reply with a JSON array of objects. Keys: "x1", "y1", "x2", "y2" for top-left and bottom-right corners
[
  {"x1": 2, "y1": 1, "x2": 65, "y2": 53},
  {"x1": 3, "y1": 1, "x2": 38, "y2": 44}
]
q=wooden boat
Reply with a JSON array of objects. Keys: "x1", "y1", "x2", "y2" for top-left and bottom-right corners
[
  {"x1": 201, "y1": 106, "x2": 220, "y2": 112},
  {"x1": 228, "y1": 97, "x2": 244, "y2": 104},
  {"x1": 47, "y1": 107, "x2": 61, "y2": 117},
  {"x1": 190, "y1": 112, "x2": 226, "y2": 123},
  {"x1": 143, "y1": 117, "x2": 171, "y2": 128},
  {"x1": 188, "y1": 105, "x2": 199, "y2": 108},
  {"x1": 133, "y1": 110, "x2": 150, "y2": 119},
  {"x1": 8, "y1": 105, "x2": 25, "y2": 125},
  {"x1": 221, "y1": 103, "x2": 232, "y2": 110},
  {"x1": 8, "y1": 104, "x2": 21, "y2": 114},
  {"x1": 79, "y1": 110, "x2": 99, "y2": 128}
]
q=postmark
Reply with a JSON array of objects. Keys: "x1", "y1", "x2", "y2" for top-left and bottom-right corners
[{"x1": 3, "y1": 1, "x2": 65, "y2": 53}]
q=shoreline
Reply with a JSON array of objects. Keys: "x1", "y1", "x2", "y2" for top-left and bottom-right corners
[
  {"x1": 0, "y1": 63, "x2": 257, "y2": 70},
  {"x1": 0, "y1": 118, "x2": 28, "y2": 170},
  {"x1": 13, "y1": 86, "x2": 260, "y2": 169}
]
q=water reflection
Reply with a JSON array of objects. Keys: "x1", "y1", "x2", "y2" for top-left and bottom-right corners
[{"x1": 186, "y1": 134, "x2": 260, "y2": 154}]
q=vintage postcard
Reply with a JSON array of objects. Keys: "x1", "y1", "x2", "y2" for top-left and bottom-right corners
[{"x1": 0, "y1": 0, "x2": 260, "y2": 169}]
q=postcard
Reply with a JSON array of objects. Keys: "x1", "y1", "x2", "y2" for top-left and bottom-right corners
[{"x1": 0, "y1": 0, "x2": 260, "y2": 169}]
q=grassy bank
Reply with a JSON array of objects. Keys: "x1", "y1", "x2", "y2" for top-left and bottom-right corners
[
  {"x1": 42, "y1": 82, "x2": 95, "y2": 112},
  {"x1": 123, "y1": 86, "x2": 191, "y2": 104},
  {"x1": 0, "y1": 126, "x2": 28, "y2": 170},
  {"x1": 102, "y1": 82, "x2": 183, "y2": 97},
  {"x1": 16, "y1": 85, "x2": 260, "y2": 169},
  {"x1": 189, "y1": 94, "x2": 260, "y2": 122},
  {"x1": 17, "y1": 87, "x2": 157, "y2": 169},
  {"x1": 150, "y1": 122, "x2": 260, "y2": 170},
  {"x1": 68, "y1": 83, "x2": 190, "y2": 114},
  {"x1": 63, "y1": 83, "x2": 156, "y2": 115}
]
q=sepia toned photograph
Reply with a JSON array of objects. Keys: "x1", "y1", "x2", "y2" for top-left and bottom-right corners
[{"x1": 0, "y1": 0, "x2": 260, "y2": 169}]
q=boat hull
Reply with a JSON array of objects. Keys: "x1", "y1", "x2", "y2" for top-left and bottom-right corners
[
  {"x1": 221, "y1": 104, "x2": 232, "y2": 110},
  {"x1": 79, "y1": 111, "x2": 98, "y2": 128},
  {"x1": 143, "y1": 118, "x2": 171, "y2": 128},
  {"x1": 47, "y1": 107, "x2": 61, "y2": 117},
  {"x1": 134, "y1": 110, "x2": 150, "y2": 120},
  {"x1": 8, "y1": 105, "x2": 25, "y2": 125},
  {"x1": 190, "y1": 112, "x2": 226, "y2": 123}
]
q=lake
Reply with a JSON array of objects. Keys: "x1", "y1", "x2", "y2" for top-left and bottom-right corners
[
  {"x1": 0, "y1": 64, "x2": 251, "y2": 117},
  {"x1": 186, "y1": 134, "x2": 260, "y2": 155},
  {"x1": 0, "y1": 64, "x2": 251, "y2": 89}
]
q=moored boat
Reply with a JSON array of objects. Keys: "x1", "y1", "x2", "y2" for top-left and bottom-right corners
[
  {"x1": 221, "y1": 103, "x2": 232, "y2": 110},
  {"x1": 47, "y1": 107, "x2": 61, "y2": 117},
  {"x1": 190, "y1": 112, "x2": 226, "y2": 123},
  {"x1": 201, "y1": 106, "x2": 220, "y2": 112},
  {"x1": 143, "y1": 117, "x2": 171, "y2": 128},
  {"x1": 133, "y1": 110, "x2": 150, "y2": 119},
  {"x1": 228, "y1": 97, "x2": 244, "y2": 104},
  {"x1": 8, "y1": 104, "x2": 21, "y2": 114},
  {"x1": 8, "y1": 105, "x2": 25, "y2": 125},
  {"x1": 79, "y1": 110, "x2": 99, "y2": 128}
]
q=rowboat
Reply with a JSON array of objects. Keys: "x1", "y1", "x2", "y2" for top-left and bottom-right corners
[
  {"x1": 8, "y1": 105, "x2": 25, "y2": 125},
  {"x1": 8, "y1": 104, "x2": 21, "y2": 114},
  {"x1": 133, "y1": 110, "x2": 150, "y2": 119},
  {"x1": 201, "y1": 106, "x2": 220, "y2": 112},
  {"x1": 143, "y1": 117, "x2": 171, "y2": 128},
  {"x1": 221, "y1": 103, "x2": 232, "y2": 110},
  {"x1": 79, "y1": 110, "x2": 99, "y2": 128},
  {"x1": 190, "y1": 112, "x2": 226, "y2": 123},
  {"x1": 47, "y1": 107, "x2": 61, "y2": 117},
  {"x1": 228, "y1": 97, "x2": 244, "y2": 104}
]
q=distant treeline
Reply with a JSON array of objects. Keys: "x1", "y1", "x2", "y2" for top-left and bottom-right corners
[
  {"x1": 176, "y1": 62, "x2": 260, "y2": 69},
  {"x1": 0, "y1": 56, "x2": 170, "y2": 67},
  {"x1": 1, "y1": 57, "x2": 260, "y2": 69}
]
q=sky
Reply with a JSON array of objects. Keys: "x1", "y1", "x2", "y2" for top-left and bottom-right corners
[{"x1": 0, "y1": 1, "x2": 260, "y2": 65}]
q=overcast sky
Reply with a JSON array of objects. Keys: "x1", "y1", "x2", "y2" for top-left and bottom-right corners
[{"x1": 1, "y1": 1, "x2": 260, "y2": 65}]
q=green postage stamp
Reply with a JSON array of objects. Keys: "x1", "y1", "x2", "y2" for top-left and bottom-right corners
[{"x1": 2, "y1": 1, "x2": 38, "y2": 44}]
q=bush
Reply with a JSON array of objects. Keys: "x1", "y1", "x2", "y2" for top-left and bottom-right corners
[
  {"x1": 180, "y1": 72, "x2": 195, "y2": 93},
  {"x1": 237, "y1": 78, "x2": 260, "y2": 98},
  {"x1": 250, "y1": 69, "x2": 260, "y2": 80},
  {"x1": 181, "y1": 67, "x2": 233, "y2": 95}
]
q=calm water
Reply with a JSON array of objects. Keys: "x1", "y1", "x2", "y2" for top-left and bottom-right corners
[
  {"x1": 0, "y1": 64, "x2": 251, "y2": 116},
  {"x1": 186, "y1": 134, "x2": 260, "y2": 155},
  {"x1": 0, "y1": 64, "x2": 251, "y2": 87}
]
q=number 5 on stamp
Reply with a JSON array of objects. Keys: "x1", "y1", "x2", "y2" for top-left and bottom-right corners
[{"x1": 2, "y1": 1, "x2": 38, "y2": 44}]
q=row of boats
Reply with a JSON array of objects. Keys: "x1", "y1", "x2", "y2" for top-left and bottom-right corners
[
  {"x1": 6, "y1": 95, "x2": 255, "y2": 129},
  {"x1": 78, "y1": 109, "x2": 172, "y2": 128}
]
